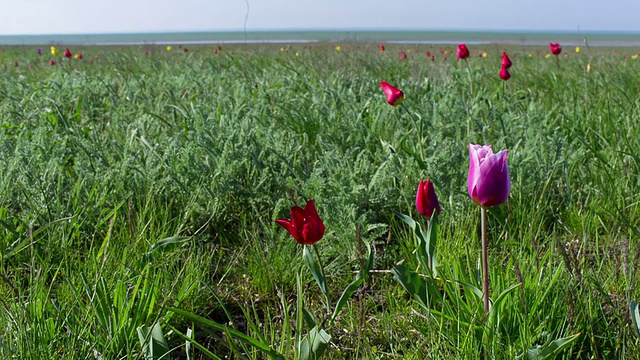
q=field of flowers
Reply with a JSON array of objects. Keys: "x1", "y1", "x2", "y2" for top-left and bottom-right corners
[{"x1": 1, "y1": 41, "x2": 640, "y2": 359}]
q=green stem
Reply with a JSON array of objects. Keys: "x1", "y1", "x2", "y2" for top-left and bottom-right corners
[
  {"x1": 312, "y1": 244, "x2": 331, "y2": 312},
  {"x1": 481, "y1": 207, "x2": 489, "y2": 316},
  {"x1": 400, "y1": 103, "x2": 425, "y2": 164},
  {"x1": 464, "y1": 58, "x2": 473, "y2": 139}
]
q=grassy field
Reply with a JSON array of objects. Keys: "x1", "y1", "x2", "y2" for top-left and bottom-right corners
[{"x1": 1, "y1": 42, "x2": 640, "y2": 359}]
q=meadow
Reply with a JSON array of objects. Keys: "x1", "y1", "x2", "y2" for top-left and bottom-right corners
[{"x1": 1, "y1": 42, "x2": 640, "y2": 359}]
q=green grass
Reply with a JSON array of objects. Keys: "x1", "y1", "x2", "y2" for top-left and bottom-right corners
[{"x1": 0, "y1": 43, "x2": 639, "y2": 358}]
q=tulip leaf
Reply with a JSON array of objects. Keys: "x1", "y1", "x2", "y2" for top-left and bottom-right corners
[
  {"x1": 303, "y1": 245, "x2": 330, "y2": 310},
  {"x1": 298, "y1": 326, "x2": 331, "y2": 360},
  {"x1": 521, "y1": 332, "x2": 581, "y2": 360},
  {"x1": 392, "y1": 261, "x2": 440, "y2": 310},
  {"x1": 394, "y1": 211, "x2": 416, "y2": 231},
  {"x1": 630, "y1": 301, "x2": 640, "y2": 339},
  {"x1": 137, "y1": 323, "x2": 169, "y2": 360},
  {"x1": 331, "y1": 277, "x2": 364, "y2": 322}
]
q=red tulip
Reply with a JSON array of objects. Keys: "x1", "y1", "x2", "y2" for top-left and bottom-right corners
[
  {"x1": 144, "y1": 50, "x2": 149, "y2": 55},
  {"x1": 275, "y1": 199, "x2": 326, "y2": 245},
  {"x1": 549, "y1": 43, "x2": 562, "y2": 55},
  {"x1": 457, "y1": 44, "x2": 470, "y2": 60},
  {"x1": 400, "y1": 50, "x2": 407, "y2": 61},
  {"x1": 499, "y1": 66, "x2": 510, "y2": 80},
  {"x1": 184, "y1": 48, "x2": 188, "y2": 52},
  {"x1": 379, "y1": 80, "x2": 404, "y2": 106},
  {"x1": 425, "y1": 51, "x2": 431, "y2": 57},
  {"x1": 379, "y1": 44, "x2": 385, "y2": 53},
  {"x1": 431, "y1": 55, "x2": 435, "y2": 62},
  {"x1": 49, "y1": 59, "x2": 55, "y2": 65},
  {"x1": 467, "y1": 144, "x2": 511, "y2": 208},
  {"x1": 64, "y1": 48, "x2": 72, "y2": 58},
  {"x1": 75, "y1": 53, "x2": 83, "y2": 59},
  {"x1": 501, "y1": 52, "x2": 512, "y2": 69},
  {"x1": 416, "y1": 179, "x2": 441, "y2": 219}
]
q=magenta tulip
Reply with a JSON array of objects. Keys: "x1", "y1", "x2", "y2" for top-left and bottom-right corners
[
  {"x1": 64, "y1": 48, "x2": 72, "y2": 58},
  {"x1": 467, "y1": 144, "x2": 511, "y2": 207},
  {"x1": 501, "y1": 52, "x2": 512, "y2": 69},
  {"x1": 499, "y1": 66, "x2": 511, "y2": 81},
  {"x1": 549, "y1": 43, "x2": 562, "y2": 55},
  {"x1": 275, "y1": 199, "x2": 326, "y2": 245},
  {"x1": 457, "y1": 44, "x2": 470, "y2": 60},
  {"x1": 379, "y1": 80, "x2": 404, "y2": 106},
  {"x1": 416, "y1": 179, "x2": 441, "y2": 219}
]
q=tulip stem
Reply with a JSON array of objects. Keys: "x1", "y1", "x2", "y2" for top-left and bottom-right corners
[
  {"x1": 401, "y1": 103, "x2": 425, "y2": 164},
  {"x1": 313, "y1": 244, "x2": 331, "y2": 312},
  {"x1": 463, "y1": 58, "x2": 473, "y2": 138},
  {"x1": 481, "y1": 207, "x2": 489, "y2": 316}
]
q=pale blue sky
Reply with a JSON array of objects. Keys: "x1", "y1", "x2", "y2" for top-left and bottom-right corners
[{"x1": 1, "y1": 0, "x2": 639, "y2": 35}]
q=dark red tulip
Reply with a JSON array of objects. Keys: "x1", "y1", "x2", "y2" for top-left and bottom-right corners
[
  {"x1": 425, "y1": 51, "x2": 431, "y2": 57},
  {"x1": 501, "y1": 52, "x2": 512, "y2": 69},
  {"x1": 500, "y1": 66, "x2": 510, "y2": 81},
  {"x1": 379, "y1": 44, "x2": 385, "y2": 53},
  {"x1": 13, "y1": 61, "x2": 18, "y2": 67},
  {"x1": 457, "y1": 44, "x2": 470, "y2": 60},
  {"x1": 380, "y1": 80, "x2": 404, "y2": 106},
  {"x1": 64, "y1": 48, "x2": 72, "y2": 58},
  {"x1": 400, "y1": 51, "x2": 407, "y2": 61},
  {"x1": 431, "y1": 55, "x2": 435, "y2": 62},
  {"x1": 49, "y1": 59, "x2": 55, "y2": 65},
  {"x1": 416, "y1": 179, "x2": 441, "y2": 219},
  {"x1": 549, "y1": 43, "x2": 562, "y2": 55},
  {"x1": 275, "y1": 199, "x2": 326, "y2": 245},
  {"x1": 144, "y1": 50, "x2": 149, "y2": 55},
  {"x1": 184, "y1": 48, "x2": 188, "y2": 53}
]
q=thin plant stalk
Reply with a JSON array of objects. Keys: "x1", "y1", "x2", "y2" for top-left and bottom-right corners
[
  {"x1": 463, "y1": 58, "x2": 474, "y2": 138},
  {"x1": 481, "y1": 207, "x2": 489, "y2": 315},
  {"x1": 400, "y1": 103, "x2": 425, "y2": 164}
]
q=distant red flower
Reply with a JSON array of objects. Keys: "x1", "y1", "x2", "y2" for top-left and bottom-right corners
[
  {"x1": 64, "y1": 48, "x2": 72, "y2": 58},
  {"x1": 379, "y1": 44, "x2": 385, "y2": 53},
  {"x1": 217, "y1": 45, "x2": 222, "y2": 50},
  {"x1": 144, "y1": 50, "x2": 149, "y2": 55},
  {"x1": 14, "y1": 61, "x2": 18, "y2": 67},
  {"x1": 213, "y1": 49, "x2": 218, "y2": 54},
  {"x1": 501, "y1": 52, "x2": 512, "y2": 69},
  {"x1": 431, "y1": 55, "x2": 435, "y2": 62},
  {"x1": 75, "y1": 53, "x2": 83, "y2": 59},
  {"x1": 443, "y1": 56, "x2": 447, "y2": 61},
  {"x1": 184, "y1": 48, "x2": 188, "y2": 53},
  {"x1": 275, "y1": 199, "x2": 326, "y2": 245},
  {"x1": 500, "y1": 66, "x2": 511, "y2": 81},
  {"x1": 457, "y1": 44, "x2": 470, "y2": 60},
  {"x1": 380, "y1": 80, "x2": 404, "y2": 106},
  {"x1": 49, "y1": 59, "x2": 55, "y2": 65},
  {"x1": 400, "y1": 51, "x2": 407, "y2": 61},
  {"x1": 425, "y1": 51, "x2": 431, "y2": 57},
  {"x1": 549, "y1": 43, "x2": 562, "y2": 55}
]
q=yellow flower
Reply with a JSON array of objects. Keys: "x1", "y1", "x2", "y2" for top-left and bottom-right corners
[
  {"x1": 575, "y1": 46, "x2": 580, "y2": 53},
  {"x1": 587, "y1": 63, "x2": 591, "y2": 73},
  {"x1": 528, "y1": 54, "x2": 532, "y2": 58},
  {"x1": 166, "y1": 46, "x2": 172, "y2": 52},
  {"x1": 335, "y1": 45, "x2": 341, "y2": 51},
  {"x1": 482, "y1": 52, "x2": 487, "y2": 58},
  {"x1": 545, "y1": 54, "x2": 551, "y2": 58},
  {"x1": 632, "y1": 54, "x2": 639, "y2": 60},
  {"x1": 50, "y1": 46, "x2": 58, "y2": 56},
  {"x1": 280, "y1": 47, "x2": 284, "y2": 52},
  {"x1": 296, "y1": 52, "x2": 300, "y2": 57}
]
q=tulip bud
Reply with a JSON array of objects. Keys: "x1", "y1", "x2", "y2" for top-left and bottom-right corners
[
  {"x1": 457, "y1": 44, "x2": 470, "y2": 60},
  {"x1": 416, "y1": 179, "x2": 441, "y2": 219},
  {"x1": 467, "y1": 144, "x2": 511, "y2": 208},
  {"x1": 549, "y1": 43, "x2": 562, "y2": 55},
  {"x1": 379, "y1": 80, "x2": 404, "y2": 106},
  {"x1": 501, "y1": 52, "x2": 512, "y2": 69},
  {"x1": 499, "y1": 66, "x2": 511, "y2": 81}
]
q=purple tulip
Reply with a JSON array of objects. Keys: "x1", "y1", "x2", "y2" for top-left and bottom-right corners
[
  {"x1": 467, "y1": 144, "x2": 511, "y2": 207},
  {"x1": 37, "y1": 48, "x2": 42, "y2": 55}
]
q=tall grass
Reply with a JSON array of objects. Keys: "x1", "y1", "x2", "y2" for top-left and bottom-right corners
[{"x1": 0, "y1": 43, "x2": 639, "y2": 358}]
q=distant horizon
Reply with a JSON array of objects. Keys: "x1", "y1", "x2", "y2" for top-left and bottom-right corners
[{"x1": 5, "y1": 28, "x2": 640, "y2": 37}]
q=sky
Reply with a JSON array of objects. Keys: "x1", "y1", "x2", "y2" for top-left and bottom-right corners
[{"x1": 1, "y1": 0, "x2": 640, "y2": 35}]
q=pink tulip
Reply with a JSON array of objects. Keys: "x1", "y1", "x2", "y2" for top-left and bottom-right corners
[
  {"x1": 379, "y1": 80, "x2": 404, "y2": 106},
  {"x1": 467, "y1": 144, "x2": 511, "y2": 208},
  {"x1": 499, "y1": 66, "x2": 511, "y2": 81},
  {"x1": 64, "y1": 48, "x2": 72, "y2": 58},
  {"x1": 457, "y1": 44, "x2": 470, "y2": 60},
  {"x1": 549, "y1": 43, "x2": 562, "y2": 55},
  {"x1": 400, "y1": 51, "x2": 407, "y2": 61},
  {"x1": 49, "y1": 59, "x2": 55, "y2": 65},
  {"x1": 501, "y1": 52, "x2": 512, "y2": 69},
  {"x1": 416, "y1": 179, "x2": 441, "y2": 219}
]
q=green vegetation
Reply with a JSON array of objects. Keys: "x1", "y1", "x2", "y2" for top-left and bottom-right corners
[{"x1": 1, "y1": 43, "x2": 640, "y2": 358}]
